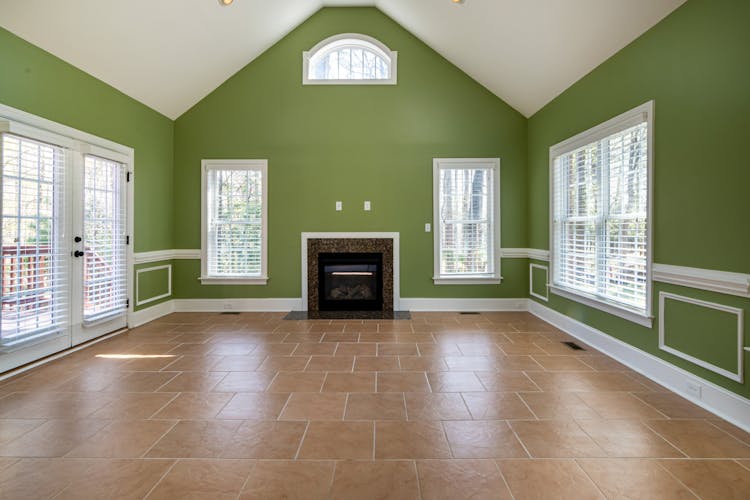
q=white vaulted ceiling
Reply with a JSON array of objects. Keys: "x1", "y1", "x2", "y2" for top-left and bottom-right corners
[{"x1": 0, "y1": 0, "x2": 686, "y2": 119}]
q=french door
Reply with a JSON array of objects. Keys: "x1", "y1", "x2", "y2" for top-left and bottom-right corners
[{"x1": 1, "y1": 131, "x2": 129, "y2": 370}]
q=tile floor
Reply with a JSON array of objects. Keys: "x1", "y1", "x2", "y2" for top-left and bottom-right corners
[{"x1": 0, "y1": 311, "x2": 749, "y2": 499}]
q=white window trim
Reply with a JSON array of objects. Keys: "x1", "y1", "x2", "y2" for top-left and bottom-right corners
[
  {"x1": 433, "y1": 158, "x2": 502, "y2": 285},
  {"x1": 548, "y1": 101, "x2": 654, "y2": 327},
  {"x1": 302, "y1": 33, "x2": 398, "y2": 85},
  {"x1": 200, "y1": 159, "x2": 268, "y2": 285}
]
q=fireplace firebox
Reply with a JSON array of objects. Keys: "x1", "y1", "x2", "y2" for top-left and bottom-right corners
[{"x1": 318, "y1": 252, "x2": 383, "y2": 311}]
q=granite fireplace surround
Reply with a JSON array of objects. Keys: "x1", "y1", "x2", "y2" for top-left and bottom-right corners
[{"x1": 307, "y1": 238, "x2": 394, "y2": 312}]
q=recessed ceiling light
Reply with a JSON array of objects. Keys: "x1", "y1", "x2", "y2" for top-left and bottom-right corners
[
  {"x1": 219, "y1": 0, "x2": 233, "y2": 5},
  {"x1": 452, "y1": 0, "x2": 465, "y2": 4}
]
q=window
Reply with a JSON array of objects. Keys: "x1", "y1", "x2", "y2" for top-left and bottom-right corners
[
  {"x1": 433, "y1": 158, "x2": 501, "y2": 284},
  {"x1": 201, "y1": 160, "x2": 268, "y2": 285},
  {"x1": 550, "y1": 101, "x2": 653, "y2": 326},
  {"x1": 303, "y1": 33, "x2": 397, "y2": 85}
]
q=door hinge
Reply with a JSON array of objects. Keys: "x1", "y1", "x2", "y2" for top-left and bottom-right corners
[
  {"x1": 126, "y1": 298, "x2": 130, "y2": 308},
  {"x1": 126, "y1": 235, "x2": 130, "y2": 245},
  {"x1": 126, "y1": 171, "x2": 132, "y2": 182}
]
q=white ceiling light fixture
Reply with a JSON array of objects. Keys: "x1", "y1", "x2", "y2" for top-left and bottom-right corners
[{"x1": 219, "y1": 0, "x2": 233, "y2": 6}]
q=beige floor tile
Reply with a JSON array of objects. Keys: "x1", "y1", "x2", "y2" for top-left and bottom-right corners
[
  {"x1": 444, "y1": 355, "x2": 501, "y2": 371},
  {"x1": 0, "y1": 418, "x2": 45, "y2": 445},
  {"x1": 56, "y1": 458, "x2": 173, "y2": 500},
  {"x1": 576, "y1": 392, "x2": 668, "y2": 419},
  {"x1": 335, "y1": 342, "x2": 377, "y2": 356},
  {"x1": 156, "y1": 371, "x2": 226, "y2": 392},
  {"x1": 494, "y1": 355, "x2": 545, "y2": 371},
  {"x1": 298, "y1": 421, "x2": 374, "y2": 459},
  {"x1": 531, "y1": 355, "x2": 594, "y2": 371},
  {"x1": 66, "y1": 420, "x2": 176, "y2": 458},
  {"x1": 239, "y1": 460, "x2": 335, "y2": 500},
  {"x1": 496, "y1": 459, "x2": 604, "y2": 499},
  {"x1": 211, "y1": 371, "x2": 275, "y2": 392},
  {"x1": 0, "y1": 458, "x2": 93, "y2": 498},
  {"x1": 443, "y1": 420, "x2": 528, "y2": 459},
  {"x1": 405, "y1": 393, "x2": 472, "y2": 421},
  {"x1": 330, "y1": 460, "x2": 420, "y2": 500},
  {"x1": 475, "y1": 371, "x2": 540, "y2": 392},
  {"x1": 578, "y1": 458, "x2": 694, "y2": 499},
  {"x1": 518, "y1": 392, "x2": 600, "y2": 419},
  {"x1": 163, "y1": 355, "x2": 223, "y2": 372},
  {"x1": 527, "y1": 371, "x2": 647, "y2": 392},
  {"x1": 646, "y1": 419, "x2": 750, "y2": 458},
  {"x1": 305, "y1": 355, "x2": 355, "y2": 372},
  {"x1": 417, "y1": 459, "x2": 512, "y2": 500},
  {"x1": 323, "y1": 372, "x2": 376, "y2": 392},
  {"x1": 377, "y1": 372, "x2": 431, "y2": 392},
  {"x1": 462, "y1": 392, "x2": 535, "y2": 420},
  {"x1": 375, "y1": 421, "x2": 452, "y2": 459},
  {"x1": 89, "y1": 392, "x2": 177, "y2": 419},
  {"x1": 293, "y1": 342, "x2": 337, "y2": 355},
  {"x1": 322, "y1": 332, "x2": 360, "y2": 342},
  {"x1": 222, "y1": 420, "x2": 307, "y2": 459},
  {"x1": 633, "y1": 392, "x2": 715, "y2": 418},
  {"x1": 659, "y1": 459, "x2": 750, "y2": 500},
  {"x1": 378, "y1": 343, "x2": 419, "y2": 356},
  {"x1": 146, "y1": 420, "x2": 242, "y2": 458},
  {"x1": 510, "y1": 420, "x2": 606, "y2": 458},
  {"x1": 147, "y1": 459, "x2": 252, "y2": 500},
  {"x1": 213, "y1": 355, "x2": 266, "y2": 371},
  {"x1": 354, "y1": 356, "x2": 400, "y2": 371},
  {"x1": 0, "y1": 419, "x2": 109, "y2": 457},
  {"x1": 216, "y1": 392, "x2": 290, "y2": 419},
  {"x1": 346, "y1": 393, "x2": 407, "y2": 420},
  {"x1": 577, "y1": 418, "x2": 685, "y2": 458},
  {"x1": 257, "y1": 356, "x2": 310, "y2": 372},
  {"x1": 280, "y1": 392, "x2": 347, "y2": 420},
  {"x1": 709, "y1": 419, "x2": 750, "y2": 445},
  {"x1": 267, "y1": 372, "x2": 325, "y2": 392},
  {"x1": 0, "y1": 391, "x2": 116, "y2": 419},
  {"x1": 426, "y1": 371, "x2": 485, "y2": 392},
  {"x1": 398, "y1": 356, "x2": 448, "y2": 371},
  {"x1": 151, "y1": 392, "x2": 232, "y2": 419}
]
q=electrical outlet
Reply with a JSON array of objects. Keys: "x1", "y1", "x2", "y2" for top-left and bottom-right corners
[
  {"x1": 223, "y1": 302, "x2": 233, "y2": 310},
  {"x1": 425, "y1": 223, "x2": 431, "y2": 232},
  {"x1": 686, "y1": 380, "x2": 702, "y2": 400},
  {"x1": 335, "y1": 201, "x2": 342, "y2": 211}
]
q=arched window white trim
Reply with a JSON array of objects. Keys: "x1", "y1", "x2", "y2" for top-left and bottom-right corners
[{"x1": 303, "y1": 33, "x2": 397, "y2": 85}]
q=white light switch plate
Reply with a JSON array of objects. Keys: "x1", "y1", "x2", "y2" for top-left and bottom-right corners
[
  {"x1": 335, "y1": 201, "x2": 342, "y2": 211},
  {"x1": 364, "y1": 201, "x2": 371, "y2": 211},
  {"x1": 425, "y1": 223, "x2": 431, "y2": 232}
]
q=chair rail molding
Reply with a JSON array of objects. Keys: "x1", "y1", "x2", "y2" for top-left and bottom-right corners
[{"x1": 653, "y1": 263, "x2": 750, "y2": 298}]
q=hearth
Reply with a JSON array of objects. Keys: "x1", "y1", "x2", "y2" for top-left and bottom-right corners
[{"x1": 318, "y1": 252, "x2": 383, "y2": 311}]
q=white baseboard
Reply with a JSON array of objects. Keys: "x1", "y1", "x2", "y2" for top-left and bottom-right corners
[
  {"x1": 400, "y1": 298, "x2": 527, "y2": 311},
  {"x1": 528, "y1": 300, "x2": 750, "y2": 433},
  {"x1": 173, "y1": 298, "x2": 303, "y2": 312},
  {"x1": 129, "y1": 300, "x2": 175, "y2": 327}
]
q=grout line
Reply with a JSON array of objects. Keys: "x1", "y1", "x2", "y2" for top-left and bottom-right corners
[
  {"x1": 146, "y1": 392, "x2": 181, "y2": 419},
  {"x1": 293, "y1": 421, "x2": 311, "y2": 460},
  {"x1": 506, "y1": 421, "x2": 532, "y2": 459},
  {"x1": 412, "y1": 459, "x2": 423, "y2": 500},
  {"x1": 140, "y1": 419, "x2": 180, "y2": 458},
  {"x1": 493, "y1": 459, "x2": 517, "y2": 500},
  {"x1": 639, "y1": 420, "x2": 690, "y2": 457},
  {"x1": 654, "y1": 459, "x2": 702, "y2": 499},
  {"x1": 573, "y1": 458, "x2": 612, "y2": 499},
  {"x1": 142, "y1": 456, "x2": 180, "y2": 499}
]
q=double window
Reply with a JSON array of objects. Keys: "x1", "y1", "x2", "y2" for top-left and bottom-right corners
[
  {"x1": 200, "y1": 160, "x2": 268, "y2": 284},
  {"x1": 433, "y1": 158, "x2": 501, "y2": 284},
  {"x1": 550, "y1": 102, "x2": 653, "y2": 325}
]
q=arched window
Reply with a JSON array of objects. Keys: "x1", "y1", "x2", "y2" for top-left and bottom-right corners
[{"x1": 303, "y1": 33, "x2": 397, "y2": 85}]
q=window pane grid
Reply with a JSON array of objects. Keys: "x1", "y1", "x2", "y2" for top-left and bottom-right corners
[
  {"x1": 553, "y1": 121, "x2": 648, "y2": 312},
  {"x1": 1, "y1": 134, "x2": 68, "y2": 344},
  {"x1": 438, "y1": 167, "x2": 494, "y2": 277},
  {"x1": 207, "y1": 168, "x2": 264, "y2": 278}
]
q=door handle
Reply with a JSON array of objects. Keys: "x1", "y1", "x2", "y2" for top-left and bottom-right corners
[
  {"x1": 74, "y1": 250, "x2": 85, "y2": 258},
  {"x1": 74, "y1": 236, "x2": 82, "y2": 243}
]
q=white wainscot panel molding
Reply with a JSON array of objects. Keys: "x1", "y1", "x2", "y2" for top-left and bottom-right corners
[
  {"x1": 500, "y1": 248, "x2": 550, "y2": 261},
  {"x1": 653, "y1": 263, "x2": 750, "y2": 298},
  {"x1": 134, "y1": 249, "x2": 201, "y2": 264}
]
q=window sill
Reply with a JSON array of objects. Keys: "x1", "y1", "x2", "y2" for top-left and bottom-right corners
[
  {"x1": 549, "y1": 285, "x2": 653, "y2": 328},
  {"x1": 433, "y1": 276, "x2": 502, "y2": 285},
  {"x1": 199, "y1": 276, "x2": 268, "y2": 285}
]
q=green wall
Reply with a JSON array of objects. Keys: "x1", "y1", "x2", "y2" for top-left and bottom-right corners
[
  {"x1": 172, "y1": 7, "x2": 528, "y2": 300},
  {"x1": 0, "y1": 27, "x2": 174, "y2": 253},
  {"x1": 527, "y1": 0, "x2": 750, "y2": 398}
]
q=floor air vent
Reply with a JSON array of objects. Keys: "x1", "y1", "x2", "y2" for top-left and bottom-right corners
[
  {"x1": 459, "y1": 312, "x2": 480, "y2": 315},
  {"x1": 220, "y1": 311, "x2": 241, "y2": 315},
  {"x1": 562, "y1": 341, "x2": 585, "y2": 351}
]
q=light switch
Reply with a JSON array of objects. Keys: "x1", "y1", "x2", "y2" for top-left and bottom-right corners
[
  {"x1": 335, "y1": 201, "x2": 342, "y2": 211},
  {"x1": 364, "y1": 201, "x2": 371, "y2": 211},
  {"x1": 425, "y1": 223, "x2": 431, "y2": 232}
]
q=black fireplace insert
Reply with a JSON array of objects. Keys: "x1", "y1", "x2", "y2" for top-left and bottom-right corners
[{"x1": 318, "y1": 252, "x2": 383, "y2": 311}]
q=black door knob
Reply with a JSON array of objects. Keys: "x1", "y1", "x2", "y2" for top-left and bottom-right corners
[
  {"x1": 74, "y1": 250, "x2": 85, "y2": 258},
  {"x1": 74, "y1": 236, "x2": 82, "y2": 243}
]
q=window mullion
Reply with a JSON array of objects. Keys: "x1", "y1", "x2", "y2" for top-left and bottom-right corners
[{"x1": 597, "y1": 138, "x2": 610, "y2": 298}]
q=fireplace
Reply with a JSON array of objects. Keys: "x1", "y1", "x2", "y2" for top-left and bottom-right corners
[
  {"x1": 318, "y1": 253, "x2": 383, "y2": 311},
  {"x1": 305, "y1": 236, "x2": 395, "y2": 312}
]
